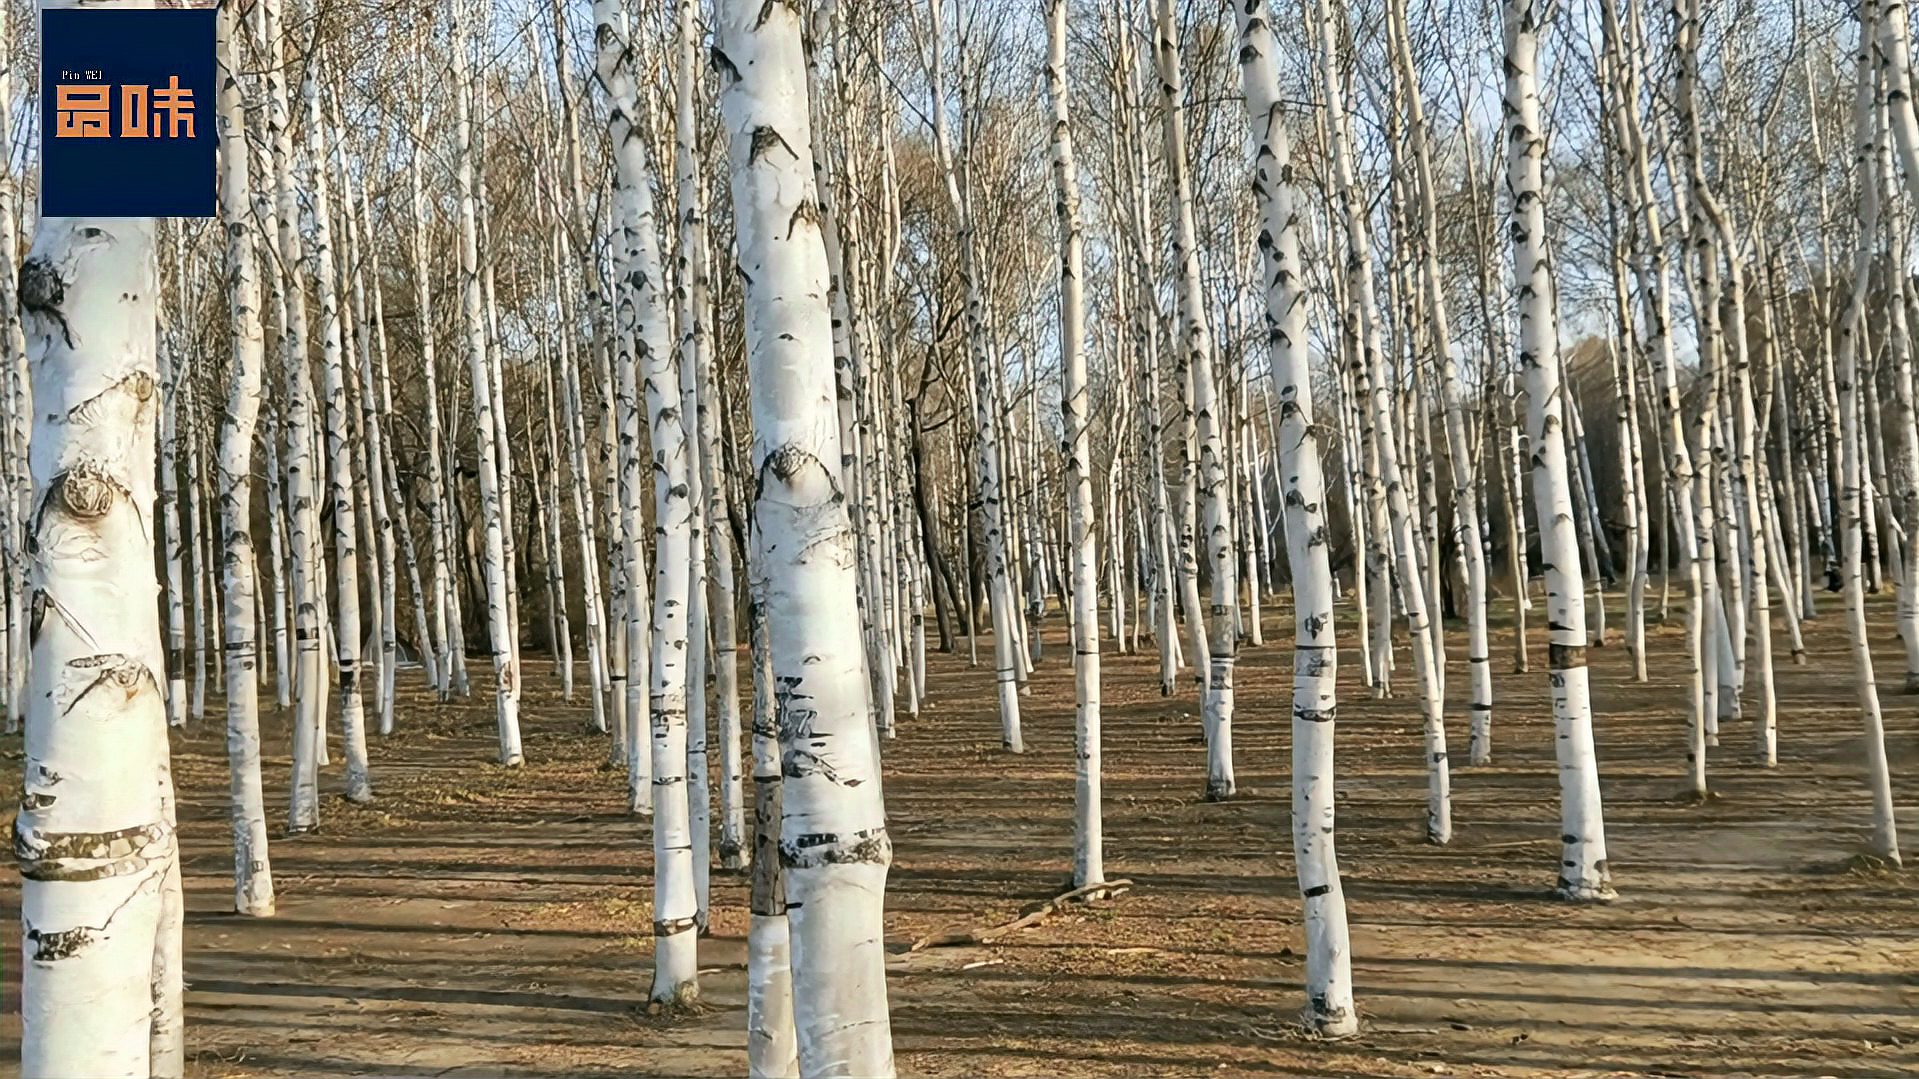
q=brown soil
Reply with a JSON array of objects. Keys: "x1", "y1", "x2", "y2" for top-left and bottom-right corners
[{"x1": 5, "y1": 598, "x2": 1919, "y2": 1078}]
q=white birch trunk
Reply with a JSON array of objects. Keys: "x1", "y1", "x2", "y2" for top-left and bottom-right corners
[
  {"x1": 16, "y1": 206, "x2": 181, "y2": 1076},
  {"x1": 718, "y1": 0, "x2": 896, "y2": 1068},
  {"x1": 408, "y1": 110, "x2": 454, "y2": 701},
  {"x1": 304, "y1": 67, "x2": 372, "y2": 803},
  {"x1": 675, "y1": 0, "x2": 718, "y2": 917},
  {"x1": 1156, "y1": 0, "x2": 1235, "y2": 799},
  {"x1": 1320, "y1": 0, "x2": 1448, "y2": 839},
  {"x1": 265, "y1": 0, "x2": 324, "y2": 832},
  {"x1": 1387, "y1": 0, "x2": 1494, "y2": 761},
  {"x1": 1046, "y1": 0, "x2": 1103, "y2": 887},
  {"x1": 1603, "y1": 0, "x2": 1707, "y2": 793},
  {"x1": 453, "y1": 0, "x2": 523, "y2": 766},
  {"x1": 217, "y1": 0, "x2": 275, "y2": 915},
  {"x1": 1235, "y1": 0, "x2": 1357, "y2": 1034},
  {"x1": 927, "y1": 0, "x2": 1022, "y2": 751},
  {"x1": 590, "y1": 0, "x2": 698, "y2": 999},
  {"x1": 158, "y1": 323, "x2": 187, "y2": 730},
  {"x1": 1504, "y1": 0, "x2": 1612, "y2": 900},
  {"x1": 1837, "y1": 6, "x2": 1903, "y2": 864}
]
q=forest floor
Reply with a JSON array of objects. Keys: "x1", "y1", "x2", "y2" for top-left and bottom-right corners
[{"x1": 5, "y1": 597, "x2": 1919, "y2": 1078}]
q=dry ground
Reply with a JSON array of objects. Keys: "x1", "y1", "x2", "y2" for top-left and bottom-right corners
[{"x1": 4, "y1": 596, "x2": 1919, "y2": 1078}]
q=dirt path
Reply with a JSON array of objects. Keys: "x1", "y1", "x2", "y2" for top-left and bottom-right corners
[{"x1": 4, "y1": 601, "x2": 1918, "y2": 1077}]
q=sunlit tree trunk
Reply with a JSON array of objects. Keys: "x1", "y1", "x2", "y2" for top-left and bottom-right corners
[
  {"x1": 16, "y1": 204, "x2": 182, "y2": 1076},
  {"x1": 1320, "y1": 0, "x2": 1449, "y2": 840},
  {"x1": 718, "y1": 0, "x2": 896, "y2": 1068},
  {"x1": 158, "y1": 321, "x2": 187, "y2": 730},
  {"x1": 264, "y1": 0, "x2": 324, "y2": 833},
  {"x1": 453, "y1": 0, "x2": 523, "y2": 766},
  {"x1": 927, "y1": 0, "x2": 1022, "y2": 751},
  {"x1": 592, "y1": 0, "x2": 698, "y2": 1000},
  {"x1": 1046, "y1": 0, "x2": 1103, "y2": 887},
  {"x1": 407, "y1": 107, "x2": 454, "y2": 702},
  {"x1": 303, "y1": 67, "x2": 372, "y2": 804},
  {"x1": 1604, "y1": 0, "x2": 1707, "y2": 793},
  {"x1": 1156, "y1": 0, "x2": 1235, "y2": 800},
  {"x1": 1837, "y1": 4, "x2": 1902, "y2": 864},
  {"x1": 217, "y1": 0, "x2": 275, "y2": 915},
  {"x1": 1504, "y1": 0, "x2": 1613, "y2": 900},
  {"x1": 1235, "y1": 0, "x2": 1357, "y2": 1035},
  {"x1": 1387, "y1": 0, "x2": 1493, "y2": 759}
]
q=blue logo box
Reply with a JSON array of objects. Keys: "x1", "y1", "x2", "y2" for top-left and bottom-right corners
[{"x1": 39, "y1": 7, "x2": 216, "y2": 218}]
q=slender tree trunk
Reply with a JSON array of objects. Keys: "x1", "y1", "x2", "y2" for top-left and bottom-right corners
[
  {"x1": 928, "y1": 0, "x2": 1022, "y2": 751},
  {"x1": 408, "y1": 109, "x2": 455, "y2": 702},
  {"x1": 1505, "y1": 0, "x2": 1613, "y2": 900},
  {"x1": 1838, "y1": 3, "x2": 1903, "y2": 864},
  {"x1": 1321, "y1": 0, "x2": 1448, "y2": 839},
  {"x1": 1387, "y1": 0, "x2": 1494, "y2": 763},
  {"x1": 217, "y1": 1, "x2": 275, "y2": 916},
  {"x1": 453, "y1": 0, "x2": 523, "y2": 767},
  {"x1": 1604, "y1": 0, "x2": 1707, "y2": 793},
  {"x1": 304, "y1": 67, "x2": 372, "y2": 804},
  {"x1": 1236, "y1": 0, "x2": 1357, "y2": 1034},
  {"x1": 266, "y1": 0, "x2": 324, "y2": 833},
  {"x1": 1156, "y1": 0, "x2": 1236, "y2": 800},
  {"x1": 1046, "y1": 0, "x2": 1103, "y2": 888}
]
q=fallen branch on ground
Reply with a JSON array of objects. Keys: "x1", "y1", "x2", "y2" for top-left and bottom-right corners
[{"x1": 909, "y1": 878, "x2": 1134, "y2": 951}]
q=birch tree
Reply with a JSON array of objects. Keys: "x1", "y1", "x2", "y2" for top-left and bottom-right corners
[
  {"x1": 453, "y1": 0, "x2": 524, "y2": 767},
  {"x1": 16, "y1": 204, "x2": 183, "y2": 1077},
  {"x1": 1155, "y1": 0, "x2": 1235, "y2": 800},
  {"x1": 1046, "y1": 0, "x2": 1102, "y2": 888},
  {"x1": 1503, "y1": 0, "x2": 1612, "y2": 900},
  {"x1": 1318, "y1": 0, "x2": 1451, "y2": 841},
  {"x1": 1234, "y1": 0, "x2": 1356, "y2": 1035},
  {"x1": 718, "y1": 0, "x2": 895, "y2": 1068},
  {"x1": 217, "y1": 0, "x2": 275, "y2": 915},
  {"x1": 1837, "y1": 2, "x2": 1902, "y2": 864}
]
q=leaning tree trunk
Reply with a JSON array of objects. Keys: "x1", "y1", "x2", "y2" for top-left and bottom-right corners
[
  {"x1": 676, "y1": 22, "x2": 747, "y2": 868},
  {"x1": 1046, "y1": 0, "x2": 1103, "y2": 889},
  {"x1": 16, "y1": 207, "x2": 184, "y2": 1076},
  {"x1": 1235, "y1": 0, "x2": 1357, "y2": 1036},
  {"x1": 927, "y1": 0, "x2": 1022, "y2": 752},
  {"x1": 1504, "y1": 0, "x2": 1613, "y2": 901},
  {"x1": 718, "y1": 0, "x2": 896, "y2": 1070}
]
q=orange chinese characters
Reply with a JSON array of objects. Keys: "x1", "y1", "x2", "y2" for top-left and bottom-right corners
[
  {"x1": 121, "y1": 83, "x2": 149, "y2": 137},
  {"x1": 121, "y1": 77, "x2": 195, "y2": 139},
  {"x1": 154, "y1": 76, "x2": 195, "y2": 138},
  {"x1": 55, "y1": 85, "x2": 110, "y2": 138}
]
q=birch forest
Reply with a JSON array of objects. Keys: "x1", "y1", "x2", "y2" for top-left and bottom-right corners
[{"x1": 11, "y1": 0, "x2": 1919, "y2": 1075}]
